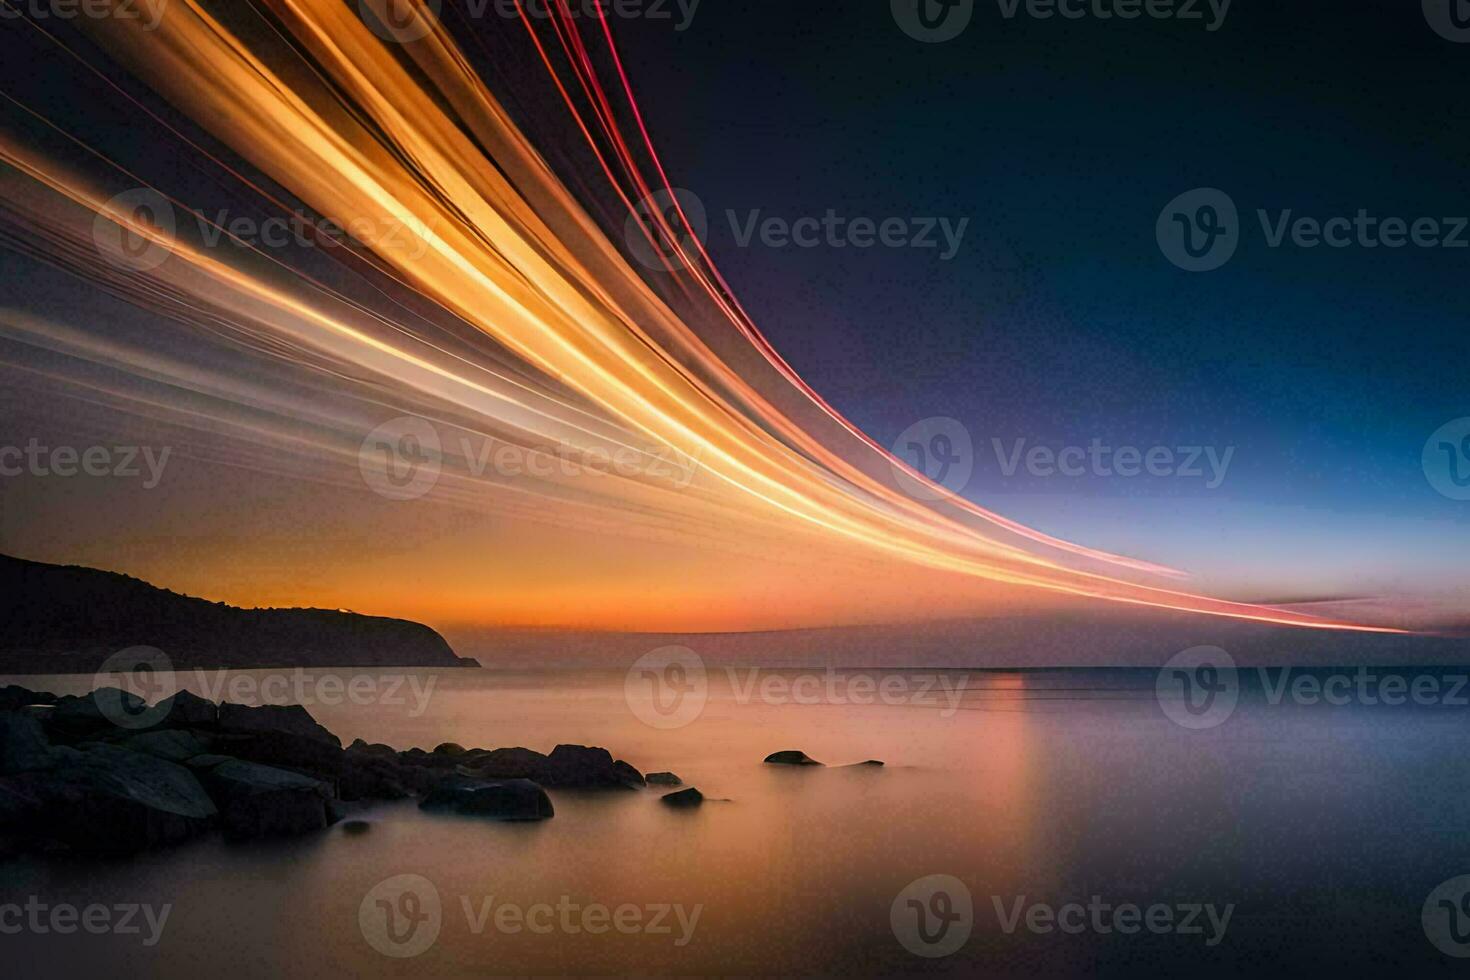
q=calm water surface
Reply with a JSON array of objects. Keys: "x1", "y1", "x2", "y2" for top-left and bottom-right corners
[{"x1": 3, "y1": 667, "x2": 1470, "y2": 977}]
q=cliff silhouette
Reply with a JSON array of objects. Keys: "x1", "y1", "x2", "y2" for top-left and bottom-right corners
[{"x1": 0, "y1": 554, "x2": 477, "y2": 672}]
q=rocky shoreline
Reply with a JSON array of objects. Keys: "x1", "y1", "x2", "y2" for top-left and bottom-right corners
[{"x1": 0, "y1": 684, "x2": 696, "y2": 857}]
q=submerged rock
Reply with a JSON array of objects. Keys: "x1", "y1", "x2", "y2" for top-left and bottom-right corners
[
  {"x1": 0, "y1": 686, "x2": 55, "y2": 712},
  {"x1": 453, "y1": 744, "x2": 645, "y2": 790},
  {"x1": 763, "y1": 750, "x2": 823, "y2": 766},
  {"x1": 420, "y1": 775, "x2": 553, "y2": 821},
  {"x1": 645, "y1": 771, "x2": 683, "y2": 786},
  {"x1": 341, "y1": 819, "x2": 372, "y2": 835},
  {"x1": 660, "y1": 787, "x2": 703, "y2": 808}
]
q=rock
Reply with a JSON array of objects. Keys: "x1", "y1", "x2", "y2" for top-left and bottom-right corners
[
  {"x1": 211, "y1": 729, "x2": 344, "y2": 782},
  {"x1": 541, "y1": 745, "x2": 645, "y2": 789},
  {"x1": 5, "y1": 745, "x2": 217, "y2": 853},
  {"x1": 660, "y1": 787, "x2": 703, "y2": 807},
  {"x1": 433, "y1": 742, "x2": 467, "y2": 756},
  {"x1": 645, "y1": 771, "x2": 683, "y2": 786},
  {"x1": 347, "y1": 739, "x2": 400, "y2": 763},
  {"x1": 764, "y1": 750, "x2": 823, "y2": 766},
  {"x1": 45, "y1": 689, "x2": 145, "y2": 738},
  {"x1": 119, "y1": 729, "x2": 211, "y2": 763},
  {"x1": 217, "y1": 703, "x2": 341, "y2": 746},
  {"x1": 420, "y1": 775, "x2": 553, "y2": 821},
  {"x1": 152, "y1": 691, "x2": 218, "y2": 729},
  {"x1": 195, "y1": 758, "x2": 333, "y2": 838},
  {"x1": 340, "y1": 757, "x2": 412, "y2": 802},
  {"x1": 341, "y1": 819, "x2": 371, "y2": 835},
  {"x1": 0, "y1": 686, "x2": 55, "y2": 711},
  {"x1": 0, "y1": 712, "x2": 54, "y2": 774},
  {"x1": 850, "y1": 760, "x2": 884, "y2": 767}
]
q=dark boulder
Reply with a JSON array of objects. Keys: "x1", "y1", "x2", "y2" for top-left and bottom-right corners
[
  {"x1": 195, "y1": 758, "x2": 333, "y2": 838},
  {"x1": 0, "y1": 686, "x2": 55, "y2": 711},
  {"x1": 660, "y1": 787, "x2": 704, "y2": 807},
  {"x1": 45, "y1": 689, "x2": 146, "y2": 738},
  {"x1": 645, "y1": 771, "x2": 682, "y2": 786},
  {"x1": 764, "y1": 750, "x2": 823, "y2": 766},
  {"x1": 119, "y1": 729, "x2": 211, "y2": 763},
  {"x1": 341, "y1": 819, "x2": 371, "y2": 835},
  {"x1": 217, "y1": 703, "x2": 341, "y2": 746},
  {"x1": 211, "y1": 729, "x2": 344, "y2": 783},
  {"x1": 4, "y1": 745, "x2": 217, "y2": 853},
  {"x1": 0, "y1": 712, "x2": 55, "y2": 774},
  {"x1": 152, "y1": 690, "x2": 218, "y2": 729},
  {"x1": 340, "y1": 757, "x2": 412, "y2": 802},
  {"x1": 347, "y1": 739, "x2": 400, "y2": 763},
  {"x1": 540, "y1": 745, "x2": 644, "y2": 789},
  {"x1": 420, "y1": 774, "x2": 553, "y2": 821},
  {"x1": 433, "y1": 742, "x2": 467, "y2": 756}
]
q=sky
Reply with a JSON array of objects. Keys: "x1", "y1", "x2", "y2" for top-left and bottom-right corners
[{"x1": 0, "y1": 0, "x2": 1464, "y2": 641}]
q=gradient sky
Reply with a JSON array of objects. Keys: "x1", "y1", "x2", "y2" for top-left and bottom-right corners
[
  {"x1": 595, "y1": 0, "x2": 1470, "y2": 602},
  {"x1": 0, "y1": 0, "x2": 1464, "y2": 635}
]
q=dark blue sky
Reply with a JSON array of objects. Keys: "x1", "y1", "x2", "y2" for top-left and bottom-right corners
[{"x1": 592, "y1": 0, "x2": 1470, "y2": 598}]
